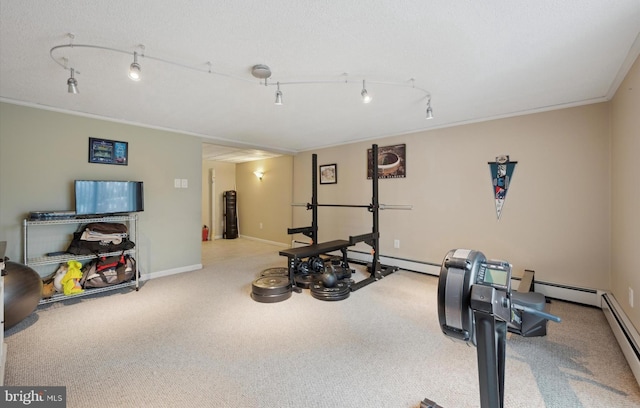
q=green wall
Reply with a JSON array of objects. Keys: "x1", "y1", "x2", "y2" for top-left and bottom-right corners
[{"x1": 0, "y1": 103, "x2": 202, "y2": 276}]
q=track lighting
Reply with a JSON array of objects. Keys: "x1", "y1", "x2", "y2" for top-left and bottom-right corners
[
  {"x1": 67, "y1": 68, "x2": 78, "y2": 94},
  {"x1": 361, "y1": 80, "x2": 372, "y2": 104},
  {"x1": 128, "y1": 51, "x2": 141, "y2": 81},
  {"x1": 50, "y1": 40, "x2": 435, "y2": 117},
  {"x1": 426, "y1": 97, "x2": 434, "y2": 119},
  {"x1": 275, "y1": 82, "x2": 283, "y2": 105}
]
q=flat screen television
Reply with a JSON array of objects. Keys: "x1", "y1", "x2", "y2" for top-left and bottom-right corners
[{"x1": 75, "y1": 180, "x2": 144, "y2": 216}]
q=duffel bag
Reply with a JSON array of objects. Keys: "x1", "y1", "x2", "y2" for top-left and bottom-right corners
[
  {"x1": 66, "y1": 231, "x2": 135, "y2": 255},
  {"x1": 81, "y1": 253, "x2": 136, "y2": 288}
]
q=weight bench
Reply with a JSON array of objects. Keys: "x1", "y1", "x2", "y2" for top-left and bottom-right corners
[{"x1": 279, "y1": 239, "x2": 353, "y2": 292}]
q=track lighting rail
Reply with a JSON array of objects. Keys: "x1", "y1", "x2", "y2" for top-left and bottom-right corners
[
  {"x1": 49, "y1": 38, "x2": 434, "y2": 118},
  {"x1": 50, "y1": 43, "x2": 251, "y2": 83}
]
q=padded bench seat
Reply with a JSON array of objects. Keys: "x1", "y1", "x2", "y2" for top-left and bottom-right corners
[{"x1": 279, "y1": 239, "x2": 352, "y2": 258}]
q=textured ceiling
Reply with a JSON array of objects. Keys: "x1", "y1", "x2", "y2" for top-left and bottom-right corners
[{"x1": 1, "y1": 1, "x2": 639, "y2": 161}]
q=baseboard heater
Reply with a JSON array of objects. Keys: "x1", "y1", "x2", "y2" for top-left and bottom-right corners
[{"x1": 601, "y1": 293, "x2": 640, "y2": 386}]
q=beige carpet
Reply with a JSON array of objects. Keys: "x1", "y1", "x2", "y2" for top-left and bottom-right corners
[{"x1": 3, "y1": 238, "x2": 640, "y2": 407}]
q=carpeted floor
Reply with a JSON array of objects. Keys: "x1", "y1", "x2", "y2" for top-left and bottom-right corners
[{"x1": 3, "y1": 238, "x2": 640, "y2": 407}]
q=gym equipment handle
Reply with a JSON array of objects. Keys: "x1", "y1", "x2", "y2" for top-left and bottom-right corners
[
  {"x1": 512, "y1": 303, "x2": 562, "y2": 323},
  {"x1": 379, "y1": 204, "x2": 412, "y2": 210}
]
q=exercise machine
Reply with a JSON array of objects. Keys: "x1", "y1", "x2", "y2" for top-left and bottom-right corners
[
  {"x1": 421, "y1": 249, "x2": 561, "y2": 408},
  {"x1": 282, "y1": 144, "x2": 411, "y2": 292}
]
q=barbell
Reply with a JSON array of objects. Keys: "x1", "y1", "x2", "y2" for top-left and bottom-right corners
[{"x1": 291, "y1": 203, "x2": 412, "y2": 210}]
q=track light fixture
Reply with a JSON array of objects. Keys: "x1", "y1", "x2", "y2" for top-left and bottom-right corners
[
  {"x1": 275, "y1": 82, "x2": 283, "y2": 105},
  {"x1": 426, "y1": 97, "x2": 434, "y2": 119},
  {"x1": 50, "y1": 38, "x2": 435, "y2": 118},
  {"x1": 67, "y1": 68, "x2": 78, "y2": 94},
  {"x1": 128, "y1": 51, "x2": 141, "y2": 81},
  {"x1": 361, "y1": 80, "x2": 372, "y2": 104}
]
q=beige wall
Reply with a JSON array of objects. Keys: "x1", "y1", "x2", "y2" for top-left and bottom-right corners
[
  {"x1": 236, "y1": 155, "x2": 293, "y2": 244},
  {"x1": 293, "y1": 103, "x2": 611, "y2": 290},
  {"x1": 1, "y1": 56, "x2": 637, "y2": 332},
  {"x1": 0, "y1": 103, "x2": 202, "y2": 275},
  {"x1": 611, "y1": 55, "x2": 640, "y2": 328},
  {"x1": 201, "y1": 159, "x2": 236, "y2": 238}
]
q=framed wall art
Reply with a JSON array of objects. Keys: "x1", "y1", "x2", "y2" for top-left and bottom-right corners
[
  {"x1": 319, "y1": 163, "x2": 337, "y2": 184},
  {"x1": 89, "y1": 137, "x2": 128, "y2": 165},
  {"x1": 367, "y1": 143, "x2": 406, "y2": 179}
]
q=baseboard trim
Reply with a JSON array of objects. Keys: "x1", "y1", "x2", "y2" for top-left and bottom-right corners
[
  {"x1": 346, "y1": 249, "x2": 442, "y2": 275},
  {"x1": 601, "y1": 293, "x2": 640, "y2": 386},
  {"x1": 344, "y1": 248, "x2": 605, "y2": 306},
  {"x1": 140, "y1": 264, "x2": 202, "y2": 281},
  {"x1": 289, "y1": 243, "x2": 606, "y2": 307},
  {"x1": 532, "y1": 282, "x2": 603, "y2": 307},
  {"x1": 240, "y1": 235, "x2": 289, "y2": 247}
]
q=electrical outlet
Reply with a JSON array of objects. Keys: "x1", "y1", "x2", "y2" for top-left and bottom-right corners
[
  {"x1": 181, "y1": 179, "x2": 188, "y2": 188},
  {"x1": 259, "y1": 222, "x2": 263, "y2": 229},
  {"x1": 630, "y1": 287, "x2": 634, "y2": 308},
  {"x1": 174, "y1": 178, "x2": 181, "y2": 188},
  {"x1": 394, "y1": 239, "x2": 400, "y2": 249}
]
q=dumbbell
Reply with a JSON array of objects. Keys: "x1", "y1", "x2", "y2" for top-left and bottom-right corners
[
  {"x1": 308, "y1": 256, "x2": 325, "y2": 273},
  {"x1": 296, "y1": 260, "x2": 310, "y2": 275}
]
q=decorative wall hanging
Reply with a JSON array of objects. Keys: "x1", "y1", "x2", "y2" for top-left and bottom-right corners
[
  {"x1": 319, "y1": 163, "x2": 337, "y2": 184},
  {"x1": 89, "y1": 137, "x2": 128, "y2": 165},
  {"x1": 367, "y1": 144, "x2": 406, "y2": 179},
  {"x1": 488, "y1": 155, "x2": 517, "y2": 219}
]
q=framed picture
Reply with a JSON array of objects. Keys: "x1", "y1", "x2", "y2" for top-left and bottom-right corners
[
  {"x1": 89, "y1": 137, "x2": 128, "y2": 165},
  {"x1": 367, "y1": 143, "x2": 406, "y2": 179},
  {"x1": 319, "y1": 163, "x2": 337, "y2": 184}
]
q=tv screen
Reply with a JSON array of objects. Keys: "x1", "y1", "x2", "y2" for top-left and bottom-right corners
[{"x1": 75, "y1": 180, "x2": 144, "y2": 216}]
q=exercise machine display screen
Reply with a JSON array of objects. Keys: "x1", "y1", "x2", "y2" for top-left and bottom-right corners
[
  {"x1": 476, "y1": 262, "x2": 510, "y2": 291},
  {"x1": 482, "y1": 267, "x2": 508, "y2": 286}
]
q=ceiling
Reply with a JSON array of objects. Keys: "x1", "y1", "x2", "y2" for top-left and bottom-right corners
[
  {"x1": 1, "y1": 1, "x2": 639, "y2": 163},
  {"x1": 201, "y1": 144, "x2": 281, "y2": 163}
]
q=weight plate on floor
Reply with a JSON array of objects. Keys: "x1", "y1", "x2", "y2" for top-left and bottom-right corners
[
  {"x1": 310, "y1": 280, "x2": 350, "y2": 301},
  {"x1": 260, "y1": 267, "x2": 289, "y2": 277},
  {"x1": 252, "y1": 276, "x2": 292, "y2": 296},
  {"x1": 251, "y1": 290, "x2": 292, "y2": 303},
  {"x1": 294, "y1": 273, "x2": 319, "y2": 289}
]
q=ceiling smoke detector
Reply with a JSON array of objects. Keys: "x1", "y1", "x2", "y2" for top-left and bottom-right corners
[{"x1": 251, "y1": 64, "x2": 272, "y2": 79}]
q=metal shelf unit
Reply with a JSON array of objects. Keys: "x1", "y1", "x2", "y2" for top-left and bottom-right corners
[{"x1": 23, "y1": 214, "x2": 139, "y2": 305}]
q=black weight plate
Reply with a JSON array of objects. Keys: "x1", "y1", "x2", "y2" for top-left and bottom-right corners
[
  {"x1": 310, "y1": 281, "x2": 350, "y2": 301},
  {"x1": 310, "y1": 289, "x2": 349, "y2": 301},
  {"x1": 260, "y1": 267, "x2": 289, "y2": 277},
  {"x1": 294, "y1": 273, "x2": 319, "y2": 289},
  {"x1": 251, "y1": 290, "x2": 292, "y2": 303},
  {"x1": 252, "y1": 276, "x2": 292, "y2": 296}
]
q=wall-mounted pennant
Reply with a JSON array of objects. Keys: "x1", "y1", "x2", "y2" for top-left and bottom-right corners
[{"x1": 488, "y1": 155, "x2": 517, "y2": 219}]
